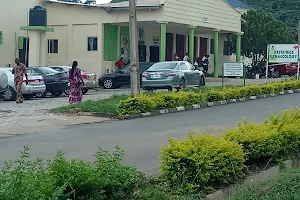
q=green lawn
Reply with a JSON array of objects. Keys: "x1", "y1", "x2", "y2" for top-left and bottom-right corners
[{"x1": 49, "y1": 94, "x2": 128, "y2": 115}]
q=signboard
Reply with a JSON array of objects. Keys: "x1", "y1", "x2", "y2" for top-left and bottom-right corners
[
  {"x1": 223, "y1": 62, "x2": 244, "y2": 77},
  {"x1": 268, "y1": 44, "x2": 299, "y2": 63}
]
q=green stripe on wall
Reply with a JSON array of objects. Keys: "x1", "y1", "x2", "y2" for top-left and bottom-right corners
[
  {"x1": 104, "y1": 24, "x2": 118, "y2": 61},
  {"x1": 0, "y1": 32, "x2": 3, "y2": 44}
]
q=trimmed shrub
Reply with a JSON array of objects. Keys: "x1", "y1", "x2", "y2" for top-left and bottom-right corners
[
  {"x1": 245, "y1": 85, "x2": 263, "y2": 96},
  {"x1": 160, "y1": 132, "x2": 245, "y2": 194},
  {"x1": 260, "y1": 84, "x2": 275, "y2": 94},
  {"x1": 205, "y1": 89, "x2": 225, "y2": 102},
  {"x1": 117, "y1": 94, "x2": 156, "y2": 115},
  {"x1": 221, "y1": 87, "x2": 242, "y2": 100}
]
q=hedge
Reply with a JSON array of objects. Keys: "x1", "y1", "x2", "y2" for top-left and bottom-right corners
[
  {"x1": 117, "y1": 80, "x2": 300, "y2": 116},
  {"x1": 160, "y1": 107, "x2": 300, "y2": 194}
]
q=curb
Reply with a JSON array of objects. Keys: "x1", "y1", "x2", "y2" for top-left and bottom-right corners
[{"x1": 122, "y1": 89, "x2": 300, "y2": 120}]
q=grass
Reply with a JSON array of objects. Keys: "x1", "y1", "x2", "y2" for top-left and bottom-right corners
[
  {"x1": 227, "y1": 167, "x2": 300, "y2": 200},
  {"x1": 49, "y1": 94, "x2": 128, "y2": 115}
]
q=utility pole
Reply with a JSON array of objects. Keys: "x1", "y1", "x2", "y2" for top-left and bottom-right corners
[
  {"x1": 129, "y1": 0, "x2": 139, "y2": 96},
  {"x1": 297, "y1": 20, "x2": 300, "y2": 80}
]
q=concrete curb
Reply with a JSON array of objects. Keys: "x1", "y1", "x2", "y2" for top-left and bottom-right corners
[{"x1": 122, "y1": 89, "x2": 300, "y2": 120}]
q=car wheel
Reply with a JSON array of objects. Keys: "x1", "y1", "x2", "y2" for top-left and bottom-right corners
[
  {"x1": 103, "y1": 78, "x2": 114, "y2": 89},
  {"x1": 168, "y1": 87, "x2": 173, "y2": 92},
  {"x1": 64, "y1": 88, "x2": 70, "y2": 95},
  {"x1": 199, "y1": 76, "x2": 206, "y2": 87},
  {"x1": 36, "y1": 92, "x2": 47, "y2": 98},
  {"x1": 23, "y1": 94, "x2": 32, "y2": 100},
  {"x1": 179, "y1": 78, "x2": 186, "y2": 90},
  {"x1": 273, "y1": 70, "x2": 281, "y2": 78},
  {"x1": 82, "y1": 89, "x2": 89, "y2": 95},
  {"x1": 3, "y1": 87, "x2": 16, "y2": 101},
  {"x1": 51, "y1": 91, "x2": 63, "y2": 97}
]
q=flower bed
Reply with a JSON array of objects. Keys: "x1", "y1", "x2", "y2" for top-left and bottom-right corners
[{"x1": 117, "y1": 80, "x2": 300, "y2": 116}]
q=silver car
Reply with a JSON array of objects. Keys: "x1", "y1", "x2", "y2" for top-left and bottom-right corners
[
  {"x1": 142, "y1": 61, "x2": 205, "y2": 91},
  {"x1": 49, "y1": 66, "x2": 98, "y2": 95},
  {"x1": 0, "y1": 68, "x2": 8, "y2": 93},
  {"x1": 2, "y1": 68, "x2": 46, "y2": 101}
]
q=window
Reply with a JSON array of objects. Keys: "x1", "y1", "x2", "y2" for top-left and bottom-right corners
[
  {"x1": 0, "y1": 31, "x2": 2, "y2": 44},
  {"x1": 179, "y1": 63, "x2": 188, "y2": 70},
  {"x1": 210, "y1": 39, "x2": 214, "y2": 54},
  {"x1": 48, "y1": 39, "x2": 58, "y2": 53},
  {"x1": 223, "y1": 41, "x2": 230, "y2": 56},
  {"x1": 88, "y1": 37, "x2": 98, "y2": 51}
]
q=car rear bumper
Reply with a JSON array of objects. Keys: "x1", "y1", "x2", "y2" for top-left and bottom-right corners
[
  {"x1": 83, "y1": 80, "x2": 98, "y2": 89},
  {"x1": 22, "y1": 84, "x2": 46, "y2": 94},
  {"x1": 142, "y1": 79, "x2": 180, "y2": 89}
]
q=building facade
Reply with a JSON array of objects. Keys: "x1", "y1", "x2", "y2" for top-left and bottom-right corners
[{"x1": 0, "y1": 0, "x2": 243, "y2": 77}]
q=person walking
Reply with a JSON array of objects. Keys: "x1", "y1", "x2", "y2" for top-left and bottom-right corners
[
  {"x1": 12, "y1": 58, "x2": 28, "y2": 104},
  {"x1": 202, "y1": 55, "x2": 210, "y2": 74},
  {"x1": 183, "y1": 53, "x2": 190, "y2": 62},
  {"x1": 69, "y1": 61, "x2": 84, "y2": 104}
]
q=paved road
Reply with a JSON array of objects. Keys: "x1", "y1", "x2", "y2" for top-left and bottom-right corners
[{"x1": 1, "y1": 94, "x2": 299, "y2": 176}]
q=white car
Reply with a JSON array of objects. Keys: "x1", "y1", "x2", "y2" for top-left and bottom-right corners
[
  {"x1": 2, "y1": 68, "x2": 46, "y2": 101},
  {"x1": 0, "y1": 68, "x2": 8, "y2": 93}
]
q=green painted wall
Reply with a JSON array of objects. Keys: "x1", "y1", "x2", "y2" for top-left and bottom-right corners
[
  {"x1": 120, "y1": 26, "x2": 130, "y2": 58},
  {"x1": 104, "y1": 24, "x2": 118, "y2": 61}
]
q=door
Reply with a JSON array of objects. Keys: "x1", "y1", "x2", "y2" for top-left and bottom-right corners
[
  {"x1": 166, "y1": 33, "x2": 173, "y2": 61},
  {"x1": 138, "y1": 45, "x2": 146, "y2": 62},
  {"x1": 179, "y1": 62, "x2": 192, "y2": 86},
  {"x1": 186, "y1": 62, "x2": 200, "y2": 85},
  {"x1": 19, "y1": 38, "x2": 29, "y2": 67},
  {"x1": 200, "y1": 37, "x2": 208, "y2": 59},
  {"x1": 176, "y1": 34, "x2": 185, "y2": 59},
  {"x1": 149, "y1": 46, "x2": 159, "y2": 62},
  {"x1": 116, "y1": 65, "x2": 131, "y2": 85}
]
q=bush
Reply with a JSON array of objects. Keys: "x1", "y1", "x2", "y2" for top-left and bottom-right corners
[
  {"x1": 205, "y1": 89, "x2": 225, "y2": 102},
  {"x1": 160, "y1": 132, "x2": 245, "y2": 194},
  {"x1": 224, "y1": 108, "x2": 300, "y2": 166},
  {"x1": 117, "y1": 94, "x2": 156, "y2": 115},
  {"x1": 0, "y1": 146, "x2": 141, "y2": 200}
]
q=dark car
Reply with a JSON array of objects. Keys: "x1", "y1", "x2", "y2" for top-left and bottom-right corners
[
  {"x1": 98, "y1": 62, "x2": 154, "y2": 89},
  {"x1": 27, "y1": 67, "x2": 69, "y2": 97}
]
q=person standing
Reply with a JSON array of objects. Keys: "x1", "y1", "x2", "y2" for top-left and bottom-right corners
[
  {"x1": 183, "y1": 53, "x2": 190, "y2": 62},
  {"x1": 69, "y1": 61, "x2": 84, "y2": 104},
  {"x1": 12, "y1": 58, "x2": 28, "y2": 104},
  {"x1": 174, "y1": 53, "x2": 180, "y2": 61},
  {"x1": 202, "y1": 55, "x2": 210, "y2": 73}
]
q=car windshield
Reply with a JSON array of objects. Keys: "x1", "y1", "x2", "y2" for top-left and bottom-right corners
[
  {"x1": 39, "y1": 67, "x2": 59, "y2": 74},
  {"x1": 148, "y1": 62, "x2": 177, "y2": 70}
]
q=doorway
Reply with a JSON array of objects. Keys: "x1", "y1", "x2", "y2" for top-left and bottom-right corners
[
  {"x1": 200, "y1": 37, "x2": 208, "y2": 59},
  {"x1": 138, "y1": 45, "x2": 146, "y2": 62},
  {"x1": 19, "y1": 38, "x2": 29, "y2": 67},
  {"x1": 149, "y1": 46, "x2": 159, "y2": 62},
  {"x1": 166, "y1": 33, "x2": 173, "y2": 61},
  {"x1": 176, "y1": 34, "x2": 185, "y2": 59}
]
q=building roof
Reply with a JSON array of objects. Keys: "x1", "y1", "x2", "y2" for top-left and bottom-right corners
[{"x1": 224, "y1": 0, "x2": 249, "y2": 10}]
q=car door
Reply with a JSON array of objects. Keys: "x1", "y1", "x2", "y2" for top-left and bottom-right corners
[
  {"x1": 179, "y1": 62, "x2": 193, "y2": 86},
  {"x1": 116, "y1": 65, "x2": 131, "y2": 85},
  {"x1": 186, "y1": 62, "x2": 201, "y2": 86}
]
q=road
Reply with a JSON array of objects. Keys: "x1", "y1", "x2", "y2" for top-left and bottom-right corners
[{"x1": 0, "y1": 93, "x2": 299, "y2": 176}]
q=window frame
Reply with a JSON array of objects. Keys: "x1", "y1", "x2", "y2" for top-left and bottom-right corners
[
  {"x1": 210, "y1": 39, "x2": 214, "y2": 55},
  {"x1": 87, "y1": 37, "x2": 98, "y2": 51},
  {"x1": 48, "y1": 39, "x2": 59, "y2": 54}
]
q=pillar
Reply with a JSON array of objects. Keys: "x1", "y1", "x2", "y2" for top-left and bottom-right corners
[
  {"x1": 40, "y1": 32, "x2": 47, "y2": 66},
  {"x1": 197, "y1": 36, "x2": 200, "y2": 58},
  {"x1": 213, "y1": 30, "x2": 219, "y2": 78},
  {"x1": 158, "y1": 21, "x2": 167, "y2": 61},
  {"x1": 236, "y1": 33, "x2": 242, "y2": 62},
  {"x1": 29, "y1": 30, "x2": 41, "y2": 67},
  {"x1": 189, "y1": 26, "x2": 195, "y2": 63}
]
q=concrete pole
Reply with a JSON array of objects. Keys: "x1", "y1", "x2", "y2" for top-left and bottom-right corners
[
  {"x1": 129, "y1": 0, "x2": 139, "y2": 96},
  {"x1": 213, "y1": 30, "x2": 219, "y2": 78},
  {"x1": 236, "y1": 34, "x2": 241, "y2": 62},
  {"x1": 189, "y1": 26, "x2": 195, "y2": 63},
  {"x1": 159, "y1": 23, "x2": 167, "y2": 61}
]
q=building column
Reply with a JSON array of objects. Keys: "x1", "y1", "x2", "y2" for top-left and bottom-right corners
[
  {"x1": 158, "y1": 21, "x2": 167, "y2": 61},
  {"x1": 213, "y1": 30, "x2": 219, "y2": 78},
  {"x1": 98, "y1": 23, "x2": 104, "y2": 75},
  {"x1": 40, "y1": 32, "x2": 47, "y2": 66},
  {"x1": 189, "y1": 26, "x2": 196, "y2": 63},
  {"x1": 197, "y1": 36, "x2": 200, "y2": 58},
  {"x1": 29, "y1": 30, "x2": 41, "y2": 67},
  {"x1": 235, "y1": 32, "x2": 243, "y2": 62}
]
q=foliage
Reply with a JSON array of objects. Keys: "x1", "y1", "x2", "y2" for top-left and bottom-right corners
[
  {"x1": 160, "y1": 132, "x2": 245, "y2": 194},
  {"x1": 0, "y1": 146, "x2": 141, "y2": 200},
  {"x1": 224, "y1": 108, "x2": 300, "y2": 166},
  {"x1": 116, "y1": 80, "x2": 300, "y2": 116},
  {"x1": 228, "y1": 167, "x2": 300, "y2": 200}
]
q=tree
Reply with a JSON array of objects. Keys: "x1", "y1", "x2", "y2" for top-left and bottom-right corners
[{"x1": 241, "y1": 9, "x2": 293, "y2": 63}]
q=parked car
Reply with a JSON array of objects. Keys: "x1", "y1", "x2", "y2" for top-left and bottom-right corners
[
  {"x1": 0, "y1": 68, "x2": 8, "y2": 94},
  {"x1": 98, "y1": 62, "x2": 154, "y2": 89},
  {"x1": 268, "y1": 63, "x2": 298, "y2": 77},
  {"x1": 26, "y1": 67, "x2": 69, "y2": 97},
  {"x1": 142, "y1": 61, "x2": 205, "y2": 91},
  {"x1": 2, "y1": 68, "x2": 46, "y2": 101},
  {"x1": 49, "y1": 66, "x2": 97, "y2": 95}
]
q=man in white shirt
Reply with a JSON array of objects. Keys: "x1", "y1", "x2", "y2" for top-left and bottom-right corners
[{"x1": 183, "y1": 53, "x2": 190, "y2": 62}]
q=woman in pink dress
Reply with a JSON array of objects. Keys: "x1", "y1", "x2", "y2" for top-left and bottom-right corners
[{"x1": 69, "y1": 61, "x2": 84, "y2": 104}]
